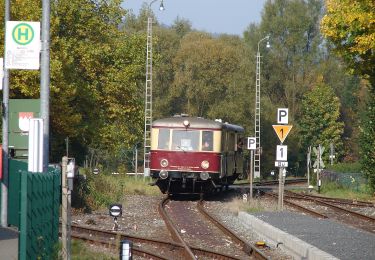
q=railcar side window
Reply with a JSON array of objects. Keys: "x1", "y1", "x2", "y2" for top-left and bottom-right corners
[
  {"x1": 158, "y1": 129, "x2": 170, "y2": 150},
  {"x1": 202, "y1": 131, "x2": 213, "y2": 151},
  {"x1": 229, "y1": 132, "x2": 236, "y2": 151},
  {"x1": 172, "y1": 130, "x2": 199, "y2": 151}
]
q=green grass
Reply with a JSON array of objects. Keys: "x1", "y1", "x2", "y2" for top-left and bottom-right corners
[
  {"x1": 54, "y1": 240, "x2": 117, "y2": 260},
  {"x1": 72, "y1": 240, "x2": 116, "y2": 260},
  {"x1": 326, "y1": 162, "x2": 362, "y2": 173},
  {"x1": 75, "y1": 169, "x2": 161, "y2": 211},
  {"x1": 225, "y1": 197, "x2": 277, "y2": 214},
  {"x1": 316, "y1": 181, "x2": 374, "y2": 202}
]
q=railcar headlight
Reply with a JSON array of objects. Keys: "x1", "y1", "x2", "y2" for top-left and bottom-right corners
[
  {"x1": 201, "y1": 160, "x2": 209, "y2": 169},
  {"x1": 160, "y1": 159, "x2": 169, "y2": 167},
  {"x1": 183, "y1": 120, "x2": 190, "y2": 127},
  {"x1": 159, "y1": 170, "x2": 168, "y2": 179},
  {"x1": 200, "y1": 172, "x2": 209, "y2": 180}
]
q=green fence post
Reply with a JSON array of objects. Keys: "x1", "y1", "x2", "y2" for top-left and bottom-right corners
[{"x1": 19, "y1": 171, "x2": 27, "y2": 260}]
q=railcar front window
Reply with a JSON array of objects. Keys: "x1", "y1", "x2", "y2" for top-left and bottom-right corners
[
  {"x1": 202, "y1": 131, "x2": 213, "y2": 151},
  {"x1": 158, "y1": 129, "x2": 170, "y2": 150},
  {"x1": 172, "y1": 130, "x2": 199, "y2": 151}
]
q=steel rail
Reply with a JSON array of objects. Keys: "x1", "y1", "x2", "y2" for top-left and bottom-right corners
[
  {"x1": 70, "y1": 223, "x2": 182, "y2": 248},
  {"x1": 69, "y1": 219, "x2": 242, "y2": 259},
  {"x1": 159, "y1": 197, "x2": 245, "y2": 259},
  {"x1": 158, "y1": 196, "x2": 197, "y2": 259},
  {"x1": 70, "y1": 231, "x2": 168, "y2": 260},
  {"x1": 265, "y1": 192, "x2": 328, "y2": 219},
  {"x1": 197, "y1": 199, "x2": 270, "y2": 260},
  {"x1": 285, "y1": 191, "x2": 375, "y2": 223},
  {"x1": 236, "y1": 178, "x2": 307, "y2": 187},
  {"x1": 295, "y1": 192, "x2": 374, "y2": 207},
  {"x1": 284, "y1": 193, "x2": 373, "y2": 208}
]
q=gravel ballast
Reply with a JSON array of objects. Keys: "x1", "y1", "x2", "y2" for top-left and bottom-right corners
[{"x1": 71, "y1": 193, "x2": 374, "y2": 259}]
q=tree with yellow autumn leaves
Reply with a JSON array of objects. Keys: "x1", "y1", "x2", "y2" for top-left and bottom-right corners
[{"x1": 321, "y1": 0, "x2": 375, "y2": 190}]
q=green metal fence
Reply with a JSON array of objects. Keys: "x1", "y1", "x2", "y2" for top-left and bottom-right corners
[
  {"x1": 6, "y1": 159, "x2": 61, "y2": 260},
  {"x1": 8, "y1": 159, "x2": 26, "y2": 227},
  {"x1": 321, "y1": 170, "x2": 367, "y2": 192}
]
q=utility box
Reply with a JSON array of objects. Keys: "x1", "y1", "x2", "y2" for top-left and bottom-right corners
[{"x1": 9, "y1": 99, "x2": 41, "y2": 161}]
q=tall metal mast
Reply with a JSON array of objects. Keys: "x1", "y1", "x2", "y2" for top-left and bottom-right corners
[
  {"x1": 143, "y1": 0, "x2": 164, "y2": 176},
  {"x1": 254, "y1": 35, "x2": 270, "y2": 179},
  {"x1": 143, "y1": 16, "x2": 153, "y2": 176},
  {"x1": 254, "y1": 51, "x2": 261, "y2": 178}
]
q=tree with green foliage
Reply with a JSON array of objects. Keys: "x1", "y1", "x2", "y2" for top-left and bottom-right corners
[
  {"x1": 321, "y1": 0, "x2": 375, "y2": 191},
  {"x1": 359, "y1": 92, "x2": 375, "y2": 191},
  {"x1": 243, "y1": 0, "x2": 328, "y2": 176},
  {"x1": 171, "y1": 32, "x2": 244, "y2": 117},
  {"x1": 321, "y1": 0, "x2": 374, "y2": 86},
  {"x1": 299, "y1": 83, "x2": 344, "y2": 162},
  {"x1": 0, "y1": 0, "x2": 146, "y2": 163},
  {"x1": 256, "y1": 0, "x2": 324, "y2": 119}
]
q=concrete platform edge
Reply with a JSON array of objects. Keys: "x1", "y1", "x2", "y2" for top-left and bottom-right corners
[{"x1": 238, "y1": 212, "x2": 339, "y2": 260}]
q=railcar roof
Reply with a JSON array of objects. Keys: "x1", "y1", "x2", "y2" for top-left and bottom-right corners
[{"x1": 152, "y1": 116, "x2": 244, "y2": 132}]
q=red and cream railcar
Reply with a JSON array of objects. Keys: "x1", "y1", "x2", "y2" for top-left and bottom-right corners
[{"x1": 150, "y1": 116, "x2": 244, "y2": 194}]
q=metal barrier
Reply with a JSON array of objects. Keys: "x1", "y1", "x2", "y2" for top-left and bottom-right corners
[{"x1": 7, "y1": 159, "x2": 61, "y2": 260}]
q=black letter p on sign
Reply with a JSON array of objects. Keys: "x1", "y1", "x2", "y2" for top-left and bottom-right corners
[{"x1": 277, "y1": 108, "x2": 288, "y2": 124}]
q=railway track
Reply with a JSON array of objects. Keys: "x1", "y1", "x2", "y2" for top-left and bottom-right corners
[
  {"x1": 197, "y1": 199, "x2": 269, "y2": 259},
  {"x1": 266, "y1": 190, "x2": 375, "y2": 233},
  {"x1": 69, "y1": 196, "x2": 269, "y2": 259},
  {"x1": 159, "y1": 196, "x2": 269, "y2": 260},
  {"x1": 291, "y1": 192, "x2": 375, "y2": 207},
  {"x1": 235, "y1": 178, "x2": 307, "y2": 187},
  {"x1": 69, "y1": 224, "x2": 183, "y2": 259}
]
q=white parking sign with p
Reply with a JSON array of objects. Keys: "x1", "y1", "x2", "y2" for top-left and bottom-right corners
[
  {"x1": 247, "y1": 137, "x2": 256, "y2": 150},
  {"x1": 277, "y1": 108, "x2": 288, "y2": 124}
]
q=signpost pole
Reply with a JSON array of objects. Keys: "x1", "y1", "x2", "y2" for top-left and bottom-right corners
[
  {"x1": 249, "y1": 150, "x2": 254, "y2": 200},
  {"x1": 274, "y1": 108, "x2": 291, "y2": 212},
  {"x1": 307, "y1": 146, "x2": 311, "y2": 187},
  {"x1": 41, "y1": 0, "x2": 51, "y2": 172},
  {"x1": 1, "y1": 0, "x2": 10, "y2": 228},
  {"x1": 281, "y1": 168, "x2": 285, "y2": 209},
  {"x1": 247, "y1": 137, "x2": 256, "y2": 201},
  {"x1": 135, "y1": 146, "x2": 138, "y2": 178},
  {"x1": 330, "y1": 143, "x2": 334, "y2": 166},
  {"x1": 317, "y1": 144, "x2": 321, "y2": 193},
  {"x1": 278, "y1": 166, "x2": 282, "y2": 211}
]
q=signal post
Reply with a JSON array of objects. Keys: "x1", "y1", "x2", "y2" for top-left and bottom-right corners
[
  {"x1": 247, "y1": 137, "x2": 256, "y2": 200},
  {"x1": 273, "y1": 108, "x2": 292, "y2": 211}
]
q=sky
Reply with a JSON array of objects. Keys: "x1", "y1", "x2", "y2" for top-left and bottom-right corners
[{"x1": 122, "y1": 0, "x2": 267, "y2": 36}]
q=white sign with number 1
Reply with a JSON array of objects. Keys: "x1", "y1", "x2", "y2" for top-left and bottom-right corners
[{"x1": 276, "y1": 145, "x2": 288, "y2": 161}]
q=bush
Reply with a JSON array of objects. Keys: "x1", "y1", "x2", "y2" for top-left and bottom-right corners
[
  {"x1": 72, "y1": 168, "x2": 160, "y2": 211},
  {"x1": 326, "y1": 162, "x2": 362, "y2": 173}
]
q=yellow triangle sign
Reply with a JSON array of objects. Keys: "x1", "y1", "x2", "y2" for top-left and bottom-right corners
[{"x1": 272, "y1": 125, "x2": 293, "y2": 143}]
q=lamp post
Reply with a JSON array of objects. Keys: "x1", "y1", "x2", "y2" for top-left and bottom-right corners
[
  {"x1": 144, "y1": 0, "x2": 164, "y2": 177},
  {"x1": 254, "y1": 35, "x2": 270, "y2": 179}
]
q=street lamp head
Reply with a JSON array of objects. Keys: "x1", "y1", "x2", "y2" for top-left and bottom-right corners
[
  {"x1": 266, "y1": 35, "x2": 271, "y2": 48},
  {"x1": 159, "y1": 0, "x2": 165, "y2": 11}
]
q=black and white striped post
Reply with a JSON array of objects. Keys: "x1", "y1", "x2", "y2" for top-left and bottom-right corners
[{"x1": 109, "y1": 204, "x2": 122, "y2": 231}]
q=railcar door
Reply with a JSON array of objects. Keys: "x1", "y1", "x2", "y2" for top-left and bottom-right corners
[
  {"x1": 220, "y1": 130, "x2": 236, "y2": 178},
  {"x1": 235, "y1": 134, "x2": 244, "y2": 176}
]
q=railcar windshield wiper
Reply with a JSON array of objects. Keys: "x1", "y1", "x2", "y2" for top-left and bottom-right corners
[{"x1": 176, "y1": 146, "x2": 186, "y2": 152}]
